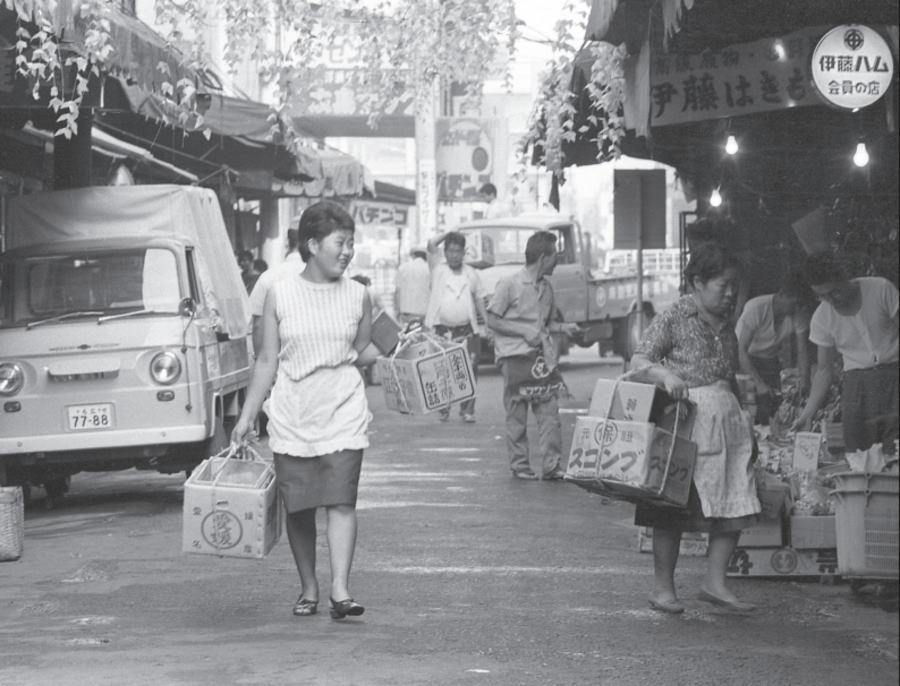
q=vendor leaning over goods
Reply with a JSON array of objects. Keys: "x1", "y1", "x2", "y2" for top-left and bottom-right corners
[
  {"x1": 735, "y1": 270, "x2": 812, "y2": 424},
  {"x1": 627, "y1": 241, "x2": 761, "y2": 615},
  {"x1": 791, "y1": 252, "x2": 899, "y2": 455}
]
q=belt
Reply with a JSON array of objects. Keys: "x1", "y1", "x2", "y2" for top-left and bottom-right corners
[{"x1": 845, "y1": 361, "x2": 899, "y2": 373}]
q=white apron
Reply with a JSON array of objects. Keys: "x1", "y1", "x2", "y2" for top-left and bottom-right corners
[{"x1": 689, "y1": 382, "x2": 761, "y2": 519}]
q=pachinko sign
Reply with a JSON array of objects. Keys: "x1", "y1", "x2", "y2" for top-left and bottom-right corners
[
  {"x1": 650, "y1": 27, "x2": 826, "y2": 126},
  {"x1": 811, "y1": 25, "x2": 895, "y2": 110}
]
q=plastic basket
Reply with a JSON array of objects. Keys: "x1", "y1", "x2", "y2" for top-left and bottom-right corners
[
  {"x1": 0, "y1": 486, "x2": 25, "y2": 562},
  {"x1": 830, "y1": 473, "x2": 899, "y2": 578}
]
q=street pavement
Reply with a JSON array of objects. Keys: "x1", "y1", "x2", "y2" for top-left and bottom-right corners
[{"x1": 1, "y1": 348, "x2": 897, "y2": 686}]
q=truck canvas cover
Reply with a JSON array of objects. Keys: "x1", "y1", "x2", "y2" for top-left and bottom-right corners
[{"x1": 5, "y1": 184, "x2": 249, "y2": 339}]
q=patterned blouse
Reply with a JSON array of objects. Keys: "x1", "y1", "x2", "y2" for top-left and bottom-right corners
[{"x1": 634, "y1": 295, "x2": 738, "y2": 388}]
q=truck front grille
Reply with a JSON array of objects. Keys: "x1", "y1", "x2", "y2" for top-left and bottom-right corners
[{"x1": 48, "y1": 370, "x2": 120, "y2": 382}]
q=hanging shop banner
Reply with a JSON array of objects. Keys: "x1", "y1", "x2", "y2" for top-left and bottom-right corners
[
  {"x1": 350, "y1": 201, "x2": 410, "y2": 227},
  {"x1": 811, "y1": 25, "x2": 894, "y2": 110},
  {"x1": 649, "y1": 27, "x2": 827, "y2": 127},
  {"x1": 435, "y1": 118, "x2": 495, "y2": 201}
]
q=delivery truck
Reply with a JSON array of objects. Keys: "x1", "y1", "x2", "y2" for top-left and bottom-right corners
[
  {"x1": 456, "y1": 215, "x2": 680, "y2": 361},
  {"x1": 0, "y1": 185, "x2": 252, "y2": 503}
]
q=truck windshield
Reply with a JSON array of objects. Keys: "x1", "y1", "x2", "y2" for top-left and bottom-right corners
[
  {"x1": 462, "y1": 226, "x2": 573, "y2": 265},
  {"x1": 0, "y1": 248, "x2": 182, "y2": 328}
]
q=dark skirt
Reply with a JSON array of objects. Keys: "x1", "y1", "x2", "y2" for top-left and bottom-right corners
[
  {"x1": 273, "y1": 449, "x2": 363, "y2": 512},
  {"x1": 634, "y1": 483, "x2": 759, "y2": 535}
]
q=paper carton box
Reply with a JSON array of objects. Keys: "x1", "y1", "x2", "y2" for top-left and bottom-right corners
[
  {"x1": 638, "y1": 527, "x2": 708, "y2": 556},
  {"x1": 182, "y1": 457, "x2": 282, "y2": 559},
  {"x1": 738, "y1": 516, "x2": 785, "y2": 547},
  {"x1": 789, "y1": 515, "x2": 837, "y2": 549},
  {"x1": 370, "y1": 311, "x2": 402, "y2": 355},
  {"x1": 727, "y1": 546, "x2": 838, "y2": 577},
  {"x1": 588, "y1": 379, "x2": 696, "y2": 440},
  {"x1": 565, "y1": 416, "x2": 697, "y2": 507},
  {"x1": 375, "y1": 342, "x2": 475, "y2": 414}
]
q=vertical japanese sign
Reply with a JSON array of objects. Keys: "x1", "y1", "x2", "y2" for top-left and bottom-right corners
[
  {"x1": 650, "y1": 27, "x2": 826, "y2": 126},
  {"x1": 435, "y1": 118, "x2": 495, "y2": 201},
  {"x1": 810, "y1": 25, "x2": 894, "y2": 110}
]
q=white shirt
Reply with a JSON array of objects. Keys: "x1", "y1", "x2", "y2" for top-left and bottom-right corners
[
  {"x1": 736, "y1": 294, "x2": 808, "y2": 359},
  {"x1": 248, "y1": 252, "x2": 303, "y2": 317},
  {"x1": 425, "y1": 262, "x2": 485, "y2": 330},
  {"x1": 809, "y1": 277, "x2": 899, "y2": 370},
  {"x1": 394, "y1": 257, "x2": 431, "y2": 316}
]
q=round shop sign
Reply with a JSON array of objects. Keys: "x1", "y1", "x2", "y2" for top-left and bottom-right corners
[
  {"x1": 595, "y1": 286, "x2": 608, "y2": 309},
  {"x1": 769, "y1": 547, "x2": 799, "y2": 575},
  {"x1": 811, "y1": 25, "x2": 894, "y2": 110}
]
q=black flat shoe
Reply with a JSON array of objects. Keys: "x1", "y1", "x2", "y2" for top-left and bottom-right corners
[
  {"x1": 329, "y1": 597, "x2": 365, "y2": 619},
  {"x1": 292, "y1": 597, "x2": 318, "y2": 616}
]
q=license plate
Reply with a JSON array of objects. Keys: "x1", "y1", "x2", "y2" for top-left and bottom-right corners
[{"x1": 66, "y1": 403, "x2": 115, "y2": 431}]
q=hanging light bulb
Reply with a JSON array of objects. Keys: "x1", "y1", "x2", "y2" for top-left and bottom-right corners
[
  {"x1": 709, "y1": 187, "x2": 723, "y2": 207},
  {"x1": 725, "y1": 134, "x2": 739, "y2": 155},
  {"x1": 853, "y1": 142, "x2": 869, "y2": 167}
]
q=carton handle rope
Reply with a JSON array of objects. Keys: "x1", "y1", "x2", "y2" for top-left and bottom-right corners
[
  {"x1": 208, "y1": 443, "x2": 265, "y2": 552},
  {"x1": 601, "y1": 370, "x2": 685, "y2": 499}
]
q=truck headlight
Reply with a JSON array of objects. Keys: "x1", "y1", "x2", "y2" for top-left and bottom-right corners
[
  {"x1": 150, "y1": 351, "x2": 181, "y2": 385},
  {"x1": 0, "y1": 363, "x2": 24, "y2": 396}
]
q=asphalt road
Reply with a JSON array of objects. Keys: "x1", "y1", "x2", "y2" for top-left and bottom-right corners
[{"x1": 1, "y1": 348, "x2": 897, "y2": 686}]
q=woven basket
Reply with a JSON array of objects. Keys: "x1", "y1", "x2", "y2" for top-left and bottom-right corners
[{"x1": 0, "y1": 486, "x2": 25, "y2": 562}]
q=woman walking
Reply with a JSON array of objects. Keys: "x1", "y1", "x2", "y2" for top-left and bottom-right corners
[
  {"x1": 628, "y1": 242, "x2": 761, "y2": 614},
  {"x1": 231, "y1": 200, "x2": 376, "y2": 619}
]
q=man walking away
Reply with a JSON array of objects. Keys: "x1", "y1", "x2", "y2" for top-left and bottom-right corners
[
  {"x1": 394, "y1": 247, "x2": 431, "y2": 327},
  {"x1": 426, "y1": 231, "x2": 488, "y2": 423},
  {"x1": 487, "y1": 231, "x2": 581, "y2": 480}
]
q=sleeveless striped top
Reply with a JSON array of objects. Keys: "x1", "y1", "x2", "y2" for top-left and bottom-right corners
[{"x1": 272, "y1": 275, "x2": 365, "y2": 380}]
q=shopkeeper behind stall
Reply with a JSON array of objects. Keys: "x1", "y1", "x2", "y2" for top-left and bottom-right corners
[
  {"x1": 735, "y1": 272, "x2": 812, "y2": 424},
  {"x1": 792, "y1": 252, "x2": 899, "y2": 454}
]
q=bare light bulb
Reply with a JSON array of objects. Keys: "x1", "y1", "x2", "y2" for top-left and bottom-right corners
[
  {"x1": 853, "y1": 142, "x2": 869, "y2": 167},
  {"x1": 709, "y1": 188, "x2": 723, "y2": 207},
  {"x1": 725, "y1": 134, "x2": 739, "y2": 155}
]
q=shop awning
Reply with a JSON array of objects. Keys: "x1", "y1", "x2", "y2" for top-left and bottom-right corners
[
  {"x1": 272, "y1": 147, "x2": 374, "y2": 198},
  {"x1": 20, "y1": 122, "x2": 199, "y2": 183}
]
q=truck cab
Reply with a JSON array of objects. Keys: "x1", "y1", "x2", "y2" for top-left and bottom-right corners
[
  {"x1": 456, "y1": 215, "x2": 679, "y2": 360},
  {"x1": 0, "y1": 185, "x2": 251, "y2": 501}
]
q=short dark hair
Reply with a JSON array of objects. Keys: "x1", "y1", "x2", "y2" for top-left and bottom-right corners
[
  {"x1": 779, "y1": 269, "x2": 810, "y2": 299},
  {"x1": 683, "y1": 242, "x2": 743, "y2": 287},
  {"x1": 444, "y1": 231, "x2": 466, "y2": 250},
  {"x1": 297, "y1": 200, "x2": 355, "y2": 262},
  {"x1": 803, "y1": 251, "x2": 846, "y2": 287},
  {"x1": 238, "y1": 249, "x2": 254, "y2": 262},
  {"x1": 479, "y1": 183, "x2": 497, "y2": 197},
  {"x1": 253, "y1": 259, "x2": 268, "y2": 273},
  {"x1": 525, "y1": 231, "x2": 557, "y2": 265}
]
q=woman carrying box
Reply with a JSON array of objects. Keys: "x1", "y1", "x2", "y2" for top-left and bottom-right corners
[
  {"x1": 628, "y1": 242, "x2": 761, "y2": 614},
  {"x1": 231, "y1": 200, "x2": 378, "y2": 620}
]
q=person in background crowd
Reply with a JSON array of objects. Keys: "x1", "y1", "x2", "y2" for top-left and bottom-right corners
[
  {"x1": 736, "y1": 271, "x2": 812, "y2": 424},
  {"x1": 238, "y1": 249, "x2": 260, "y2": 293},
  {"x1": 628, "y1": 241, "x2": 761, "y2": 615},
  {"x1": 248, "y1": 229, "x2": 303, "y2": 355},
  {"x1": 231, "y1": 201, "x2": 378, "y2": 621},
  {"x1": 487, "y1": 231, "x2": 581, "y2": 480},
  {"x1": 394, "y1": 247, "x2": 431, "y2": 326},
  {"x1": 350, "y1": 274, "x2": 385, "y2": 318},
  {"x1": 791, "y1": 252, "x2": 899, "y2": 454},
  {"x1": 426, "y1": 230, "x2": 488, "y2": 423},
  {"x1": 478, "y1": 182, "x2": 504, "y2": 219},
  {"x1": 253, "y1": 258, "x2": 269, "y2": 275}
]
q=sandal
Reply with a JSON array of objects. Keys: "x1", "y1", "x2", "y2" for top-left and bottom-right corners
[
  {"x1": 648, "y1": 596, "x2": 685, "y2": 614},
  {"x1": 292, "y1": 597, "x2": 318, "y2": 616},
  {"x1": 329, "y1": 597, "x2": 365, "y2": 619}
]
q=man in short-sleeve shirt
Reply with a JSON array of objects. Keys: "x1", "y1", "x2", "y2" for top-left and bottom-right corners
[
  {"x1": 487, "y1": 231, "x2": 580, "y2": 480},
  {"x1": 793, "y1": 252, "x2": 899, "y2": 453}
]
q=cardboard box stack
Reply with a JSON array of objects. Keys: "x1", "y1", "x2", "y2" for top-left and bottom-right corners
[{"x1": 566, "y1": 379, "x2": 698, "y2": 509}]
